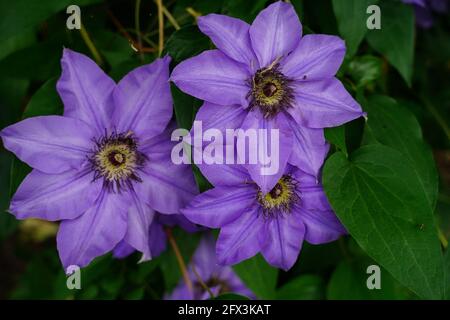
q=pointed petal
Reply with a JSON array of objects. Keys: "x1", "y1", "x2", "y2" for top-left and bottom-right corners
[
  {"x1": 113, "y1": 56, "x2": 172, "y2": 139},
  {"x1": 285, "y1": 114, "x2": 329, "y2": 178},
  {"x1": 171, "y1": 50, "x2": 250, "y2": 106},
  {"x1": 113, "y1": 240, "x2": 135, "y2": 259},
  {"x1": 216, "y1": 204, "x2": 264, "y2": 266},
  {"x1": 57, "y1": 190, "x2": 128, "y2": 269},
  {"x1": 290, "y1": 78, "x2": 364, "y2": 128},
  {"x1": 124, "y1": 193, "x2": 156, "y2": 261},
  {"x1": 281, "y1": 34, "x2": 346, "y2": 80},
  {"x1": 181, "y1": 185, "x2": 256, "y2": 228},
  {"x1": 0, "y1": 116, "x2": 95, "y2": 174},
  {"x1": 249, "y1": 1, "x2": 302, "y2": 68},
  {"x1": 294, "y1": 203, "x2": 346, "y2": 245},
  {"x1": 241, "y1": 111, "x2": 293, "y2": 193},
  {"x1": 198, "y1": 14, "x2": 257, "y2": 67},
  {"x1": 260, "y1": 214, "x2": 305, "y2": 271},
  {"x1": 57, "y1": 49, "x2": 115, "y2": 134},
  {"x1": 10, "y1": 169, "x2": 101, "y2": 221}
]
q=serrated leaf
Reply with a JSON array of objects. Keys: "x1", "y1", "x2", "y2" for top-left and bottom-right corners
[
  {"x1": 366, "y1": 1, "x2": 414, "y2": 86},
  {"x1": 323, "y1": 145, "x2": 444, "y2": 299},
  {"x1": 233, "y1": 254, "x2": 278, "y2": 299}
]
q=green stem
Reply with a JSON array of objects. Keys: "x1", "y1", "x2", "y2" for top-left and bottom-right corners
[
  {"x1": 135, "y1": 0, "x2": 144, "y2": 61},
  {"x1": 79, "y1": 23, "x2": 103, "y2": 66}
]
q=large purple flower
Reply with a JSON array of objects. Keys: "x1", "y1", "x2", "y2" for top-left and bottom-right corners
[
  {"x1": 113, "y1": 213, "x2": 201, "y2": 259},
  {"x1": 171, "y1": 1, "x2": 363, "y2": 192},
  {"x1": 166, "y1": 234, "x2": 254, "y2": 300},
  {"x1": 0, "y1": 49, "x2": 198, "y2": 269},
  {"x1": 181, "y1": 161, "x2": 346, "y2": 271}
]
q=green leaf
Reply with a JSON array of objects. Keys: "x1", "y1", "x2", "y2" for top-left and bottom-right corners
[
  {"x1": 0, "y1": 0, "x2": 103, "y2": 44},
  {"x1": 366, "y1": 1, "x2": 414, "y2": 86},
  {"x1": 224, "y1": 0, "x2": 267, "y2": 23},
  {"x1": 233, "y1": 254, "x2": 278, "y2": 299},
  {"x1": 213, "y1": 293, "x2": 250, "y2": 300},
  {"x1": 171, "y1": 85, "x2": 202, "y2": 131},
  {"x1": 332, "y1": 0, "x2": 379, "y2": 56},
  {"x1": 327, "y1": 260, "x2": 411, "y2": 300},
  {"x1": 23, "y1": 77, "x2": 63, "y2": 118},
  {"x1": 445, "y1": 250, "x2": 450, "y2": 299},
  {"x1": 164, "y1": 25, "x2": 210, "y2": 63},
  {"x1": 362, "y1": 95, "x2": 438, "y2": 210},
  {"x1": 323, "y1": 145, "x2": 444, "y2": 299},
  {"x1": 276, "y1": 275, "x2": 324, "y2": 300},
  {"x1": 325, "y1": 125, "x2": 347, "y2": 156},
  {"x1": 347, "y1": 55, "x2": 383, "y2": 89}
]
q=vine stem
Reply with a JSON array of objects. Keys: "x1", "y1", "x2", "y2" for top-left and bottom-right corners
[
  {"x1": 156, "y1": 0, "x2": 164, "y2": 56},
  {"x1": 135, "y1": 0, "x2": 144, "y2": 61},
  {"x1": 165, "y1": 228, "x2": 194, "y2": 294},
  {"x1": 192, "y1": 264, "x2": 214, "y2": 298},
  {"x1": 79, "y1": 23, "x2": 103, "y2": 66}
]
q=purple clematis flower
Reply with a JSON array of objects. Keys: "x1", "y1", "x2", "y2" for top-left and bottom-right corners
[
  {"x1": 181, "y1": 160, "x2": 346, "y2": 271},
  {"x1": 113, "y1": 212, "x2": 201, "y2": 259},
  {"x1": 403, "y1": 0, "x2": 448, "y2": 28},
  {"x1": 171, "y1": 1, "x2": 363, "y2": 193},
  {"x1": 166, "y1": 234, "x2": 255, "y2": 300},
  {"x1": 0, "y1": 49, "x2": 198, "y2": 269}
]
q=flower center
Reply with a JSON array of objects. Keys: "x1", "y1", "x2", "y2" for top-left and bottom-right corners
[
  {"x1": 257, "y1": 175, "x2": 298, "y2": 217},
  {"x1": 247, "y1": 60, "x2": 294, "y2": 118},
  {"x1": 90, "y1": 131, "x2": 146, "y2": 191}
]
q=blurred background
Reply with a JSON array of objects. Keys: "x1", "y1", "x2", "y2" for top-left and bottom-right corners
[{"x1": 0, "y1": 0, "x2": 449, "y2": 299}]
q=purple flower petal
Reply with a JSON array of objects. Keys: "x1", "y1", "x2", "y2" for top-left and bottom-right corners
[
  {"x1": 260, "y1": 214, "x2": 305, "y2": 271},
  {"x1": 191, "y1": 234, "x2": 218, "y2": 279},
  {"x1": 198, "y1": 14, "x2": 257, "y2": 67},
  {"x1": 181, "y1": 185, "x2": 256, "y2": 228},
  {"x1": 0, "y1": 116, "x2": 95, "y2": 174},
  {"x1": 57, "y1": 49, "x2": 115, "y2": 134},
  {"x1": 194, "y1": 102, "x2": 247, "y2": 134},
  {"x1": 171, "y1": 50, "x2": 250, "y2": 106},
  {"x1": 281, "y1": 34, "x2": 346, "y2": 81},
  {"x1": 241, "y1": 110, "x2": 293, "y2": 194},
  {"x1": 216, "y1": 204, "x2": 263, "y2": 266},
  {"x1": 113, "y1": 56, "x2": 172, "y2": 139},
  {"x1": 148, "y1": 218, "x2": 167, "y2": 258},
  {"x1": 249, "y1": 1, "x2": 302, "y2": 68},
  {"x1": 285, "y1": 115, "x2": 329, "y2": 178},
  {"x1": 113, "y1": 240, "x2": 135, "y2": 259},
  {"x1": 10, "y1": 169, "x2": 101, "y2": 221},
  {"x1": 293, "y1": 203, "x2": 346, "y2": 245},
  {"x1": 57, "y1": 190, "x2": 128, "y2": 269},
  {"x1": 290, "y1": 78, "x2": 364, "y2": 128},
  {"x1": 124, "y1": 193, "x2": 156, "y2": 262},
  {"x1": 135, "y1": 130, "x2": 198, "y2": 214}
]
